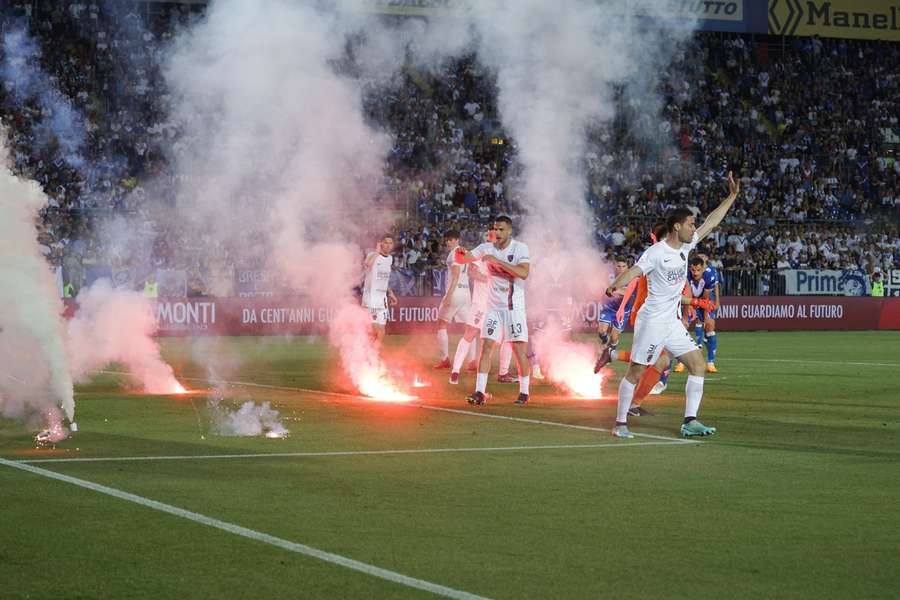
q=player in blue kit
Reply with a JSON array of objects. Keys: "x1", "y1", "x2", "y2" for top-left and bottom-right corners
[
  {"x1": 594, "y1": 257, "x2": 636, "y2": 371},
  {"x1": 687, "y1": 256, "x2": 720, "y2": 372}
]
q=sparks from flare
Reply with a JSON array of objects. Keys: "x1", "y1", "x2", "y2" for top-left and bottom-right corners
[{"x1": 357, "y1": 367, "x2": 416, "y2": 402}]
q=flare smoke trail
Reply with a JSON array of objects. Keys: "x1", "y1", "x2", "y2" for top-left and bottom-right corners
[
  {"x1": 0, "y1": 131, "x2": 74, "y2": 433},
  {"x1": 1, "y1": 25, "x2": 88, "y2": 170},
  {"x1": 418, "y1": 1, "x2": 699, "y2": 395},
  {"x1": 162, "y1": 1, "x2": 415, "y2": 397},
  {"x1": 66, "y1": 279, "x2": 184, "y2": 394}
]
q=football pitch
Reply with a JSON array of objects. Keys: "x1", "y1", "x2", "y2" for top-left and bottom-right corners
[{"x1": 2, "y1": 331, "x2": 898, "y2": 599}]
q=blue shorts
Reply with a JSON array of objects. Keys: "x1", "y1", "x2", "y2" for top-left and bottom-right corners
[
  {"x1": 693, "y1": 308, "x2": 718, "y2": 323},
  {"x1": 599, "y1": 307, "x2": 629, "y2": 332}
]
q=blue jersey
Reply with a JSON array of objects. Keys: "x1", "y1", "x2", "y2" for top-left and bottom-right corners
[{"x1": 689, "y1": 267, "x2": 718, "y2": 301}]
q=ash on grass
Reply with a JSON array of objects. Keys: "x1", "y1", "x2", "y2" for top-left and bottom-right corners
[{"x1": 207, "y1": 389, "x2": 290, "y2": 439}]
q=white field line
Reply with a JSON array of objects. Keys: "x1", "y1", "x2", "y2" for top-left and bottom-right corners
[
  {"x1": 18, "y1": 440, "x2": 694, "y2": 464},
  {"x1": 724, "y1": 358, "x2": 900, "y2": 368},
  {"x1": 0, "y1": 457, "x2": 489, "y2": 600},
  {"x1": 416, "y1": 405, "x2": 694, "y2": 443},
  {"x1": 97, "y1": 371, "x2": 693, "y2": 444}
]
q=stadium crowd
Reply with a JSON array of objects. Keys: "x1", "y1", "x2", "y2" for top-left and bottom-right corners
[{"x1": 1, "y1": 1, "x2": 897, "y2": 297}]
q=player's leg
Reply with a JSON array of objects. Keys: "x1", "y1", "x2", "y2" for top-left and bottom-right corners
[
  {"x1": 370, "y1": 308, "x2": 387, "y2": 347},
  {"x1": 667, "y1": 324, "x2": 715, "y2": 436},
  {"x1": 434, "y1": 318, "x2": 452, "y2": 368},
  {"x1": 650, "y1": 358, "x2": 674, "y2": 395},
  {"x1": 594, "y1": 319, "x2": 618, "y2": 372},
  {"x1": 704, "y1": 316, "x2": 718, "y2": 372},
  {"x1": 613, "y1": 318, "x2": 663, "y2": 438},
  {"x1": 468, "y1": 311, "x2": 501, "y2": 405},
  {"x1": 449, "y1": 325, "x2": 479, "y2": 384},
  {"x1": 609, "y1": 329, "x2": 630, "y2": 362},
  {"x1": 511, "y1": 341, "x2": 531, "y2": 404},
  {"x1": 629, "y1": 351, "x2": 670, "y2": 416},
  {"x1": 497, "y1": 341, "x2": 515, "y2": 382}
]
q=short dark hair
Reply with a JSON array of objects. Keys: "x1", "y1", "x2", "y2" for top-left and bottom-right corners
[
  {"x1": 652, "y1": 221, "x2": 667, "y2": 241},
  {"x1": 665, "y1": 207, "x2": 694, "y2": 233},
  {"x1": 689, "y1": 257, "x2": 705, "y2": 267},
  {"x1": 443, "y1": 229, "x2": 460, "y2": 241},
  {"x1": 380, "y1": 233, "x2": 394, "y2": 242},
  {"x1": 614, "y1": 256, "x2": 628, "y2": 264},
  {"x1": 494, "y1": 215, "x2": 513, "y2": 227}
]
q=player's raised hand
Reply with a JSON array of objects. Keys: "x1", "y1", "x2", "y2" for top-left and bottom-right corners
[
  {"x1": 604, "y1": 285, "x2": 616, "y2": 297},
  {"x1": 454, "y1": 246, "x2": 467, "y2": 264},
  {"x1": 727, "y1": 170, "x2": 740, "y2": 199}
]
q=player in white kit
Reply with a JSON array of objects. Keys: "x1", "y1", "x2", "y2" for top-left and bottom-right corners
[
  {"x1": 605, "y1": 172, "x2": 739, "y2": 438},
  {"x1": 448, "y1": 229, "x2": 494, "y2": 385},
  {"x1": 454, "y1": 216, "x2": 532, "y2": 405},
  {"x1": 361, "y1": 234, "x2": 398, "y2": 345},
  {"x1": 434, "y1": 230, "x2": 476, "y2": 369}
]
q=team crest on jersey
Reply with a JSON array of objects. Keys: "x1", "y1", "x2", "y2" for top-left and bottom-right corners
[
  {"x1": 507, "y1": 254, "x2": 514, "y2": 261},
  {"x1": 680, "y1": 252, "x2": 685, "y2": 261}
]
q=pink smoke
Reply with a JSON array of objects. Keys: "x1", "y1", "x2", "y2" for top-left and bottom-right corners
[
  {"x1": 67, "y1": 279, "x2": 184, "y2": 394},
  {"x1": 328, "y1": 302, "x2": 415, "y2": 402}
]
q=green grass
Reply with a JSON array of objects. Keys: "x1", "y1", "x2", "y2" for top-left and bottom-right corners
[{"x1": 2, "y1": 331, "x2": 899, "y2": 599}]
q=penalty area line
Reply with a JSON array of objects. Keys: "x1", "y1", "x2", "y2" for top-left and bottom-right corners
[
  {"x1": 0, "y1": 457, "x2": 489, "y2": 600},
  {"x1": 18, "y1": 440, "x2": 695, "y2": 464}
]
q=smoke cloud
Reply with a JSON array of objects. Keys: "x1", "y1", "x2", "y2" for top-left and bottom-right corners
[
  {"x1": 66, "y1": 279, "x2": 184, "y2": 394},
  {"x1": 0, "y1": 130, "x2": 74, "y2": 433}
]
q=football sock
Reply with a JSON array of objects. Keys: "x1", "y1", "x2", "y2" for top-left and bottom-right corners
[
  {"x1": 498, "y1": 343, "x2": 513, "y2": 376},
  {"x1": 706, "y1": 332, "x2": 717, "y2": 362},
  {"x1": 519, "y1": 375, "x2": 530, "y2": 395},
  {"x1": 685, "y1": 375, "x2": 704, "y2": 419},
  {"x1": 452, "y1": 338, "x2": 471, "y2": 373},
  {"x1": 633, "y1": 366, "x2": 662, "y2": 403},
  {"x1": 694, "y1": 322, "x2": 704, "y2": 346},
  {"x1": 617, "y1": 378, "x2": 636, "y2": 424},
  {"x1": 437, "y1": 329, "x2": 449, "y2": 360},
  {"x1": 475, "y1": 372, "x2": 488, "y2": 394}
]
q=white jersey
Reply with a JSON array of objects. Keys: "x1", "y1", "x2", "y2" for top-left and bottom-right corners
[
  {"x1": 361, "y1": 252, "x2": 392, "y2": 309},
  {"x1": 635, "y1": 232, "x2": 699, "y2": 323},
  {"x1": 468, "y1": 261, "x2": 490, "y2": 310},
  {"x1": 471, "y1": 239, "x2": 530, "y2": 311},
  {"x1": 445, "y1": 247, "x2": 471, "y2": 305}
]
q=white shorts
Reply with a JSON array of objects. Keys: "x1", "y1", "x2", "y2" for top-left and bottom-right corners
[
  {"x1": 438, "y1": 301, "x2": 472, "y2": 324},
  {"x1": 482, "y1": 307, "x2": 528, "y2": 343},
  {"x1": 466, "y1": 305, "x2": 487, "y2": 329},
  {"x1": 368, "y1": 307, "x2": 389, "y2": 326},
  {"x1": 631, "y1": 316, "x2": 700, "y2": 365}
]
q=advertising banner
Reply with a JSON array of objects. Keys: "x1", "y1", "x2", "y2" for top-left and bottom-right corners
[
  {"x1": 64, "y1": 295, "x2": 899, "y2": 336},
  {"x1": 782, "y1": 269, "x2": 869, "y2": 296},
  {"x1": 768, "y1": 0, "x2": 900, "y2": 41}
]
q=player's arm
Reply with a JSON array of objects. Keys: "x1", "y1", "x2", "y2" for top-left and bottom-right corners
[
  {"x1": 712, "y1": 282, "x2": 721, "y2": 309},
  {"x1": 364, "y1": 251, "x2": 378, "y2": 269},
  {"x1": 440, "y1": 265, "x2": 461, "y2": 307},
  {"x1": 605, "y1": 265, "x2": 643, "y2": 297},
  {"x1": 453, "y1": 246, "x2": 481, "y2": 264},
  {"x1": 387, "y1": 288, "x2": 398, "y2": 306},
  {"x1": 696, "y1": 171, "x2": 740, "y2": 242},
  {"x1": 482, "y1": 255, "x2": 529, "y2": 279}
]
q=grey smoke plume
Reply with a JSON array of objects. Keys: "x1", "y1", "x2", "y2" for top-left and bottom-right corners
[
  {"x1": 1, "y1": 25, "x2": 88, "y2": 170},
  {"x1": 0, "y1": 130, "x2": 74, "y2": 429}
]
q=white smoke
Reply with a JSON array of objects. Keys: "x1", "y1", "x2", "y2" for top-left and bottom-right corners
[
  {"x1": 66, "y1": 279, "x2": 184, "y2": 394},
  {"x1": 0, "y1": 129, "x2": 74, "y2": 432},
  {"x1": 211, "y1": 399, "x2": 289, "y2": 439}
]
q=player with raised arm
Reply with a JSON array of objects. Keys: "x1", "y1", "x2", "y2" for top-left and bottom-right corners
[
  {"x1": 454, "y1": 216, "x2": 532, "y2": 406},
  {"x1": 605, "y1": 172, "x2": 739, "y2": 438},
  {"x1": 434, "y1": 230, "x2": 476, "y2": 370},
  {"x1": 361, "y1": 234, "x2": 398, "y2": 345}
]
